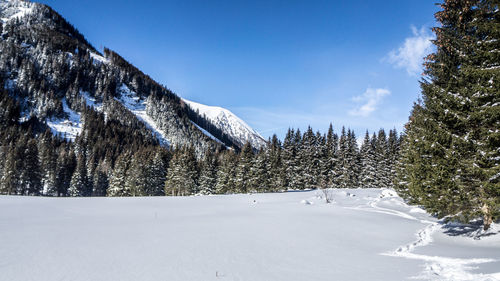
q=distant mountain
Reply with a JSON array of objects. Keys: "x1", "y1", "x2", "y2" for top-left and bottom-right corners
[
  {"x1": 183, "y1": 99, "x2": 267, "y2": 149},
  {"x1": 0, "y1": 0, "x2": 266, "y2": 155}
]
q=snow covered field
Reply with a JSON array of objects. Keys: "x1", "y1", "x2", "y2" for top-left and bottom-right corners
[{"x1": 0, "y1": 189, "x2": 498, "y2": 281}]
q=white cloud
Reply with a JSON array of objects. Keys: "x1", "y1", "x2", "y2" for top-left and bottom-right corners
[
  {"x1": 385, "y1": 25, "x2": 434, "y2": 76},
  {"x1": 349, "y1": 88, "x2": 390, "y2": 117}
]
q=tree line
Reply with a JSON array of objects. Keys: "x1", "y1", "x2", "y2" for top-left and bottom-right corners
[{"x1": 0, "y1": 89, "x2": 401, "y2": 197}]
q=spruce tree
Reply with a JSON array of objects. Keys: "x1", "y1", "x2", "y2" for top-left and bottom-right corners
[
  {"x1": 396, "y1": 0, "x2": 499, "y2": 230},
  {"x1": 375, "y1": 129, "x2": 391, "y2": 188},
  {"x1": 22, "y1": 139, "x2": 42, "y2": 195},
  {"x1": 69, "y1": 151, "x2": 89, "y2": 196},
  {"x1": 359, "y1": 131, "x2": 377, "y2": 188},
  {"x1": 249, "y1": 148, "x2": 269, "y2": 192},
  {"x1": 108, "y1": 152, "x2": 130, "y2": 196},
  {"x1": 325, "y1": 124, "x2": 340, "y2": 188},
  {"x1": 268, "y1": 134, "x2": 284, "y2": 191},
  {"x1": 235, "y1": 142, "x2": 254, "y2": 193},
  {"x1": 199, "y1": 150, "x2": 218, "y2": 195}
]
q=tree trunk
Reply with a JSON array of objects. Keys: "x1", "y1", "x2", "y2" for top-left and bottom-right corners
[{"x1": 481, "y1": 203, "x2": 492, "y2": 231}]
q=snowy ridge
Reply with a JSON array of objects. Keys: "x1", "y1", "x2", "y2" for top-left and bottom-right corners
[
  {"x1": 117, "y1": 84, "x2": 170, "y2": 146},
  {"x1": 0, "y1": 0, "x2": 34, "y2": 23},
  {"x1": 183, "y1": 99, "x2": 267, "y2": 149}
]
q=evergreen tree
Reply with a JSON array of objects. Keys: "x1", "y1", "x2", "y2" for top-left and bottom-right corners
[
  {"x1": 359, "y1": 131, "x2": 377, "y2": 188},
  {"x1": 249, "y1": 148, "x2": 269, "y2": 192},
  {"x1": 396, "y1": 0, "x2": 500, "y2": 230},
  {"x1": 325, "y1": 124, "x2": 340, "y2": 188},
  {"x1": 235, "y1": 142, "x2": 254, "y2": 193},
  {"x1": 300, "y1": 127, "x2": 318, "y2": 189},
  {"x1": 281, "y1": 128, "x2": 296, "y2": 189},
  {"x1": 0, "y1": 142, "x2": 20, "y2": 195},
  {"x1": 22, "y1": 139, "x2": 42, "y2": 195},
  {"x1": 199, "y1": 150, "x2": 218, "y2": 195},
  {"x1": 108, "y1": 152, "x2": 131, "y2": 196},
  {"x1": 92, "y1": 159, "x2": 110, "y2": 196},
  {"x1": 69, "y1": 151, "x2": 89, "y2": 196},
  {"x1": 268, "y1": 134, "x2": 284, "y2": 191},
  {"x1": 375, "y1": 129, "x2": 391, "y2": 188},
  {"x1": 146, "y1": 148, "x2": 168, "y2": 196},
  {"x1": 165, "y1": 146, "x2": 198, "y2": 196},
  {"x1": 291, "y1": 129, "x2": 303, "y2": 189},
  {"x1": 215, "y1": 150, "x2": 237, "y2": 194}
]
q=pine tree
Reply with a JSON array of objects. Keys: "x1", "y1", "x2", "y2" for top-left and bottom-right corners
[
  {"x1": 375, "y1": 129, "x2": 391, "y2": 188},
  {"x1": 396, "y1": 0, "x2": 499, "y2": 230},
  {"x1": 325, "y1": 124, "x2": 340, "y2": 188},
  {"x1": 55, "y1": 148, "x2": 76, "y2": 197},
  {"x1": 199, "y1": 150, "x2": 218, "y2": 195},
  {"x1": 291, "y1": 129, "x2": 303, "y2": 189},
  {"x1": 146, "y1": 148, "x2": 168, "y2": 196},
  {"x1": 22, "y1": 139, "x2": 42, "y2": 195},
  {"x1": 281, "y1": 128, "x2": 296, "y2": 189},
  {"x1": 165, "y1": 146, "x2": 198, "y2": 196},
  {"x1": 235, "y1": 142, "x2": 254, "y2": 193},
  {"x1": 108, "y1": 152, "x2": 131, "y2": 196},
  {"x1": 69, "y1": 151, "x2": 89, "y2": 196},
  {"x1": 0, "y1": 142, "x2": 20, "y2": 195},
  {"x1": 249, "y1": 148, "x2": 269, "y2": 192},
  {"x1": 268, "y1": 134, "x2": 284, "y2": 191},
  {"x1": 215, "y1": 150, "x2": 237, "y2": 194},
  {"x1": 300, "y1": 127, "x2": 318, "y2": 189},
  {"x1": 92, "y1": 159, "x2": 110, "y2": 196},
  {"x1": 359, "y1": 131, "x2": 377, "y2": 188}
]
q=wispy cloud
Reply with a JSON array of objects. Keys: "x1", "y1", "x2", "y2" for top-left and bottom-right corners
[
  {"x1": 385, "y1": 25, "x2": 434, "y2": 76},
  {"x1": 349, "y1": 88, "x2": 390, "y2": 117}
]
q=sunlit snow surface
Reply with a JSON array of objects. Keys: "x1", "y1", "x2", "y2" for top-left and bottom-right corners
[
  {"x1": 0, "y1": 188, "x2": 498, "y2": 281},
  {"x1": 46, "y1": 99, "x2": 82, "y2": 141}
]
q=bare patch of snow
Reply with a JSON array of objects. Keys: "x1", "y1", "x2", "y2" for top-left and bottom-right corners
[
  {"x1": 46, "y1": 99, "x2": 82, "y2": 141},
  {"x1": 117, "y1": 84, "x2": 170, "y2": 146},
  {"x1": 89, "y1": 52, "x2": 109, "y2": 65}
]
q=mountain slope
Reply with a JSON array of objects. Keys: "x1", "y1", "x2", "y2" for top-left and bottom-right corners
[
  {"x1": 183, "y1": 99, "x2": 267, "y2": 149},
  {"x1": 0, "y1": 0, "x2": 264, "y2": 155}
]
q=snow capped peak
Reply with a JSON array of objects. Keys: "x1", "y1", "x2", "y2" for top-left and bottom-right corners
[{"x1": 183, "y1": 99, "x2": 267, "y2": 149}]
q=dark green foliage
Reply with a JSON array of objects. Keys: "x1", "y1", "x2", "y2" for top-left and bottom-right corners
[{"x1": 396, "y1": 0, "x2": 499, "y2": 230}]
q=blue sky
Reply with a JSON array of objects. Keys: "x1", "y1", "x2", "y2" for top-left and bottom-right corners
[{"x1": 39, "y1": 0, "x2": 439, "y2": 139}]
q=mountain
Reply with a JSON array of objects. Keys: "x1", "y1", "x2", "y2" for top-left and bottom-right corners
[
  {"x1": 0, "y1": 0, "x2": 265, "y2": 156},
  {"x1": 183, "y1": 99, "x2": 267, "y2": 149}
]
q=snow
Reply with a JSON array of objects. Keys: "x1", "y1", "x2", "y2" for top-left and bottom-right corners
[
  {"x1": 0, "y1": 188, "x2": 498, "y2": 281},
  {"x1": 117, "y1": 84, "x2": 170, "y2": 146},
  {"x1": 89, "y1": 52, "x2": 109, "y2": 65},
  {"x1": 183, "y1": 99, "x2": 267, "y2": 149},
  {"x1": 190, "y1": 120, "x2": 225, "y2": 145},
  {"x1": 46, "y1": 98, "x2": 82, "y2": 141},
  {"x1": 81, "y1": 91, "x2": 103, "y2": 112},
  {"x1": 0, "y1": 0, "x2": 34, "y2": 23}
]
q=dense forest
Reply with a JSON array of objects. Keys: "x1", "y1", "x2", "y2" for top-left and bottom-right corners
[{"x1": 0, "y1": 90, "x2": 401, "y2": 196}]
